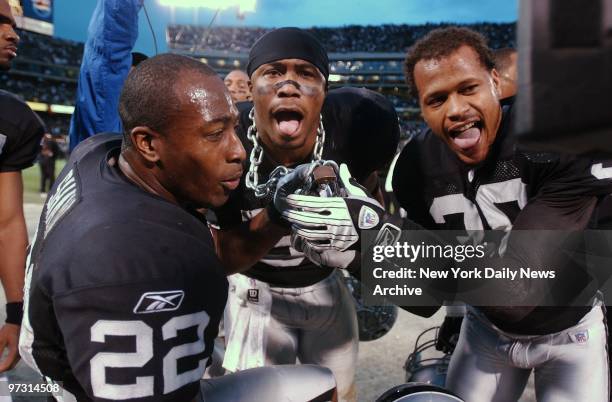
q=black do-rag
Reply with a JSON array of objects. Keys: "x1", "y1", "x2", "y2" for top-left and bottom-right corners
[
  {"x1": 247, "y1": 27, "x2": 329, "y2": 82},
  {"x1": 322, "y1": 87, "x2": 400, "y2": 181}
]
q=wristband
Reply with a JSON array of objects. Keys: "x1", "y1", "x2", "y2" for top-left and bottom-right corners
[{"x1": 6, "y1": 301, "x2": 23, "y2": 325}]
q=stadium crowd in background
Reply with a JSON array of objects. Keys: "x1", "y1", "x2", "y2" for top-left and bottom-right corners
[
  {"x1": 168, "y1": 22, "x2": 516, "y2": 53},
  {"x1": 0, "y1": 21, "x2": 522, "y2": 148}
]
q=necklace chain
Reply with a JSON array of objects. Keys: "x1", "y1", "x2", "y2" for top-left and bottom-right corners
[{"x1": 245, "y1": 107, "x2": 326, "y2": 198}]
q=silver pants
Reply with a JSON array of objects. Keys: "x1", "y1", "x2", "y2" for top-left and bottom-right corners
[
  {"x1": 446, "y1": 305, "x2": 609, "y2": 402},
  {"x1": 225, "y1": 271, "x2": 358, "y2": 402}
]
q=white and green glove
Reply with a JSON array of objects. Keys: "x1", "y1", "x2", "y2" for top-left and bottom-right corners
[{"x1": 275, "y1": 163, "x2": 401, "y2": 268}]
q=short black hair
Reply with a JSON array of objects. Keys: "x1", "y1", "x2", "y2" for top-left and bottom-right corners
[
  {"x1": 131, "y1": 52, "x2": 148, "y2": 67},
  {"x1": 119, "y1": 53, "x2": 216, "y2": 148},
  {"x1": 404, "y1": 27, "x2": 495, "y2": 97},
  {"x1": 493, "y1": 47, "x2": 517, "y2": 75}
]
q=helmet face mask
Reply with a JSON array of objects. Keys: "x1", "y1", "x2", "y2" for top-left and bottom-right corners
[{"x1": 404, "y1": 327, "x2": 451, "y2": 386}]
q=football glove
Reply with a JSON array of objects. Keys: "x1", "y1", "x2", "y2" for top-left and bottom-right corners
[
  {"x1": 267, "y1": 163, "x2": 318, "y2": 226},
  {"x1": 435, "y1": 315, "x2": 464, "y2": 354},
  {"x1": 280, "y1": 163, "x2": 391, "y2": 253}
]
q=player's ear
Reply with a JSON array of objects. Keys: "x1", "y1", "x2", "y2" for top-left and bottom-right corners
[
  {"x1": 130, "y1": 126, "x2": 162, "y2": 163},
  {"x1": 491, "y1": 68, "x2": 502, "y2": 99}
]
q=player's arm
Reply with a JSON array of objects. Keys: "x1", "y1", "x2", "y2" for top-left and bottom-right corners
[
  {"x1": 210, "y1": 210, "x2": 289, "y2": 275},
  {"x1": 0, "y1": 172, "x2": 26, "y2": 302},
  {"x1": 210, "y1": 160, "x2": 337, "y2": 274},
  {"x1": 69, "y1": 0, "x2": 142, "y2": 149},
  {"x1": 475, "y1": 154, "x2": 612, "y2": 322},
  {"x1": 0, "y1": 172, "x2": 26, "y2": 371}
]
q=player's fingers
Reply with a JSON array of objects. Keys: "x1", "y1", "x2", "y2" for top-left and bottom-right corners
[
  {"x1": 0, "y1": 346, "x2": 15, "y2": 372},
  {"x1": 286, "y1": 194, "x2": 345, "y2": 210},
  {"x1": 293, "y1": 228, "x2": 334, "y2": 246},
  {"x1": 0, "y1": 344, "x2": 19, "y2": 372},
  {"x1": 283, "y1": 210, "x2": 329, "y2": 226},
  {"x1": 294, "y1": 227, "x2": 357, "y2": 244}
]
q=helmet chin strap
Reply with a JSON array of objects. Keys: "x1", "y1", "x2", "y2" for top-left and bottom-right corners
[{"x1": 245, "y1": 106, "x2": 326, "y2": 198}]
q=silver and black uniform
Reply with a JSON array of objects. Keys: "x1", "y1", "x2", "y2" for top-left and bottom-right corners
[
  {"x1": 208, "y1": 88, "x2": 399, "y2": 402},
  {"x1": 392, "y1": 97, "x2": 612, "y2": 401},
  {"x1": 210, "y1": 88, "x2": 399, "y2": 287},
  {"x1": 19, "y1": 134, "x2": 228, "y2": 401},
  {"x1": 0, "y1": 89, "x2": 45, "y2": 172}
]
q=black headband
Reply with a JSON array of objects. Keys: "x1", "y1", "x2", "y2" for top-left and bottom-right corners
[{"x1": 246, "y1": 27, "x2": 329, "y2": 81}]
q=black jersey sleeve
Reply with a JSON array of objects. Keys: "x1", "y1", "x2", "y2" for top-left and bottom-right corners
[
  {"x1": 392, "y1": 134, "x2": 438, "y2": 229},
  {"x1": 37, "y1": 223, "x2": 227, "y2": 402},
  {"x1": 473, "y1": 152, "x2": 610, "y2": 326},
  {"x1": 0, "y1": 92, "x2": 45, "y2": 172},
  {"x1": 515, "y1": 151, "x2": 612, "y2": 229}
]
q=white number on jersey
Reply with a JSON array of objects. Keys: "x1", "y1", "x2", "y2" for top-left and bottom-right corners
[
  {"x1": 429, "y1": 179, "x2": 527, "y2": 231},
  {"x1": 90, "y1": 311, "x2": 210, "y2": 399}
]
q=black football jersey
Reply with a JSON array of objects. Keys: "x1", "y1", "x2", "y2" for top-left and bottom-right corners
[
  {"x1": 0, "y1": 90, "x2": 45, "y2": 172},
  {"x1": 392, "y1": 99, "x2": 612, "y2": 334},
  {"x1": 209, "y1": 88, "x2": 399, "y2": 287},
  {"x1": 20, "y1": 134, "x2": 228, "y2": 402}
]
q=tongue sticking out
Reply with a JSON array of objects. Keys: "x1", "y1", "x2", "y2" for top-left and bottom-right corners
[
  {"x1": 453, "y1": 126, "x2": 480, "y2": 150},
  {"x1": 278, "y1": 119, "x2": 300, "y2": 136}
]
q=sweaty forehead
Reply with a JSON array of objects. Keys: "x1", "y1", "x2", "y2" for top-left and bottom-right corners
[{"x1": 179, "y1": 77, "x2": 235, "y2": 122}]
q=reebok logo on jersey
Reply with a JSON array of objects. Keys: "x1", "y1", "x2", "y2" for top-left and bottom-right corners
[
  {"x1": 358, "y1": 206, "x2": 379, "y2": 229},
  {"x1": 133, "y1": 290, "x2": 185, "y2": 314}
]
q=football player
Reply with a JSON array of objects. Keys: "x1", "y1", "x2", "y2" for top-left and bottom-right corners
[
  {"x1": 392, "y1": 27, "x2": 610, "y2": 401},
  {"x1": 0, "y1": 0, "x2": 45, "y2": 372},
  {"x1": 207, "y1": 27, "x2": 399, "y2": 402},
  {"x1": 19, "y1": 53, "x2": 337, "y2": 402}
]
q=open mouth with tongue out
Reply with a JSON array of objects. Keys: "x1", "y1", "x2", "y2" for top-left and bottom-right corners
[
  {"x1": 449, "y1": 120, "x2": 482, "y2": 152},
  {"x1": 273, "y1": 109, "x2": 304, "y2": 138}
]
